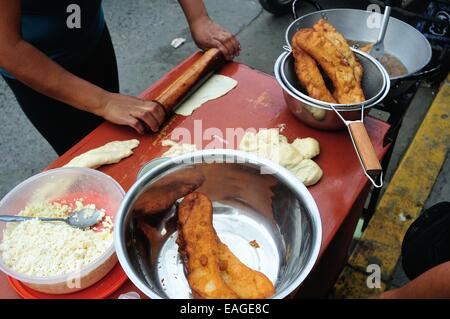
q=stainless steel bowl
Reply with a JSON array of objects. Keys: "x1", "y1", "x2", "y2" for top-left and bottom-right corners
[
  {"x1": 114, "y1": 149, "x2": 322, "y2": 299},
  {"x1": 274, "y1": 50, "x2": 390, "y2": 130}
]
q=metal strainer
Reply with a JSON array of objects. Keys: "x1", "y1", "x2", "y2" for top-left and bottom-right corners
[{"x1": 275, "y1": 49, "x2": 390, "y2": 188}]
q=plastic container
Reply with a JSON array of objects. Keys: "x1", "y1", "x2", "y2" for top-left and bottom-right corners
[{"x1": 0, "y1": 167, "x2": 125, "y2": 294}]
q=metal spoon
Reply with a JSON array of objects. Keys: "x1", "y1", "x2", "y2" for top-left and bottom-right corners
[
  {"x1": 369, "y1": 1, "x2": 394, "y2": 62},
  {"x1": 0, "y1": 208, "x2": 102, "y2": 229}
]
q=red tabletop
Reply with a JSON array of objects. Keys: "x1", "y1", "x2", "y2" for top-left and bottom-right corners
[{"x1": 0, "y1": 53, "x2": 391, "y2": 299}]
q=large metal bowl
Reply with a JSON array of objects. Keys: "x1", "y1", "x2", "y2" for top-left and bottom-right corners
[{"x1": 114, "y1": 149, "x2": 322, "y2": 299}]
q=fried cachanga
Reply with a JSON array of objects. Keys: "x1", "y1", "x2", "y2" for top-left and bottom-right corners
[
  {"x1": 177, "y1": 192, "x2": 239, "y2": 299},
  {"x1": 177, "y1": 192, "x2": 275, "y2": 299},
  {"x1": 216, "y1": 241, "x2": 275, "y2": 299},
  {"x1": 313, "y1": 19, "x2": 363, "y2": 82},
  {"x1": 291, "y1": 43, "x2": 337, "y2": 103},
  {"x1": 293, "y1": 28, "x2": 365, "y2": 104}
]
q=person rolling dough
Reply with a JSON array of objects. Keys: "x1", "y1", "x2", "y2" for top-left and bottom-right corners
[{"x1": 0, "y1": 0, "x2": 240, "y2": 155}]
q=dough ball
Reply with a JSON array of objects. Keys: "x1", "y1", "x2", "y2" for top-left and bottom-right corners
[
  {"x1": 239, "y1": 129, "x2": 323, "y2": 187},
  {"x1": 278, "y1": 134, "x2": 288, "y2": 144},
  {"x1": 256, "y1": 129, "x2": 281, "y2": 145},
  {"x1": 292, "y1": 159, "x2": 323, "y2": 186},
  {"x1": 256, "y1": 142, "x2": 278, "y2": 160},
  {"x1": 276, "y1": 143, "x2": 304, "y2": 170},
  {"x1": 292, "y1": 138, "x2": 320, "y2": 159},
  {"x1": 305, "y1": 105, "x2": 327, "y2": 121}
]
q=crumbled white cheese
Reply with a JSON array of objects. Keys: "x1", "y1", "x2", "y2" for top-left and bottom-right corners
[{"x1": 0, "y1": 200, "x2": 113, "y2": 277}]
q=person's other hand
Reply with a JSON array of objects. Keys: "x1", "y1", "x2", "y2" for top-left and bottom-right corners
[
  {"x1": 97, "y1": 93, "x2": 166, "y2": 134},
  {"x1": 190, "y1": 16, "x2": 240, "y2": 61}
]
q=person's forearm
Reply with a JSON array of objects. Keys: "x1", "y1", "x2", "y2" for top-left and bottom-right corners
[
  {"x1": 1, "y1": 39, "x2": 109, "y2": 115},
  {"x1": 380, "y1": 261, "x2": 450, "y2": 299},
  {"x1": 178, "y1": 0, "x2": 209, "y2": 26}
]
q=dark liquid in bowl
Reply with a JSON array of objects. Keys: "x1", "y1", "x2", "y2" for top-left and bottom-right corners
[{"x1": 348, "y1": 40, "x2": 409, "y2": 78}]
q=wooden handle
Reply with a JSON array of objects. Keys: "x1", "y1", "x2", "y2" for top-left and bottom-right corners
[
  {"x1": 154, "y1": 48, "x2": 224, "y2": 113},
  {"x1": 348, "y1": 122, "x2": 382, "y2": 178}
]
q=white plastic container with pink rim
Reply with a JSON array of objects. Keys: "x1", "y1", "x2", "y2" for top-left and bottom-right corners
[{"x1": 0, "y1": 167, "x2": 125, "y2": 294}]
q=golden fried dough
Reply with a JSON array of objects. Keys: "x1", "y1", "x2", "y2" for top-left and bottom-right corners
[
  {"x1": 177, "y1": 192, "x2": 276, "y2": 299},
  {"x1": 177, "y1": 192, "x2": 239, "y2": 299},
  {"x1": 313, "y1": 19, "x2": 363, "y2": 82},
  {"x1": 291, "y1": 43, "x2": 337, "y2": 103},
  {"x1": 216, "y1": 241, "x2": 275, "y2": 299},
  {"x1": 294, "y1": 28, "x2": 365, "y2": 104},
  {"x1": 134, "y1": 168, "x2": 205, "y2": 215}
]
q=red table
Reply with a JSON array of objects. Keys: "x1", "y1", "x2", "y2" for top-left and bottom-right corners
[{"x1": 0, "y1": 53, "x2": 391, "y2": 299}]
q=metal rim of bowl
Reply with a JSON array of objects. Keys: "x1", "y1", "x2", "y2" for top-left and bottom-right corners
[
  {"x1": 284, "y1": 8, "x2": 432, "y2": 81},
  {"x1": 0, "y1": 167, "x2": 124, "y2": 285},
  {"x1": 274, "y1": 50, "x2": 391, "y2": 112},
  {"x1": 114, "y1": 149, "x2": 323, "y2": 300},
  {"x1": 279, "y1": 48, "x2": 388, "y2": 108},
  {"x1": 137, "y1": 157, "x2": 171, "y2": 180}
]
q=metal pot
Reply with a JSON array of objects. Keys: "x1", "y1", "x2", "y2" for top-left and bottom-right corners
[
  {"x1": 285, "y1": 6, "x2": 433, "y2": 98},
  {"x1": 114, "y1": 150, "x2": 323, "y2": 299}
]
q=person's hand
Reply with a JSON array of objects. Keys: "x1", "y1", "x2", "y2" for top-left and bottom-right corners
[
  {"x1": 97, "y1": 93, "x2": 166, "y2": 134},
  {"x1": 190, "y1": 16, "x2": 240, "y2": 61}
]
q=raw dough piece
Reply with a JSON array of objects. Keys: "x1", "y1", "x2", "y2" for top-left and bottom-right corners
[
  {"x1": 238, "y1": 132, "x2": 259, "y2": 153},
  {"x1": 239, "y1": 129, "x2": 288, "y2": 162},
  {"x1": 292, "y1": 159, "x2": 323, "y2": 186},
  {"x1": 292, "y1": 137, "x2": 320, "y2": 159},
  {"x1": 175, "y1": 75, "x2": 238, "y2": 116},
  {"x1": 64, "y1": 139, "x2": 140, "y2": 169},
  {"x1": 238, "y1": 129, "x2": 322, "y2": 186},
  {"x1": 162, "y1": 129, "x2": 324, "y2": 186},
  {"x1": 239, "y1": 129, "x2": 287, "y2": 154},
  {"x1": 304, "y1": 105, "x2": 327, "y2": 121},
  {"x1": 257, "y1": 128, "x2": 289, "y2": 145},
  {"x1": 161, "y1": 140, "x2": 197, "y2": 157},
  {"x1": 276, "y1": 143, "x2": 304, "y2": 171}
]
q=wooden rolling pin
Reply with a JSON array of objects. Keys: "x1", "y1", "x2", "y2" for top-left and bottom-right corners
[{"x1": 153, "y1": 48, "x2": 225, "y2": 113}]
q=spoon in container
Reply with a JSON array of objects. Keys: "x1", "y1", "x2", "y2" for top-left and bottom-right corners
[
  {"x1": 0, "y1": 208, "x2": 102, "y2": 229},
  {"x1": 369, "y1": 0, "x2": 396, "y2": 61}
]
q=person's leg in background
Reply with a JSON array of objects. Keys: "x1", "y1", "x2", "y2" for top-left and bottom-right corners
[{"x1": 2, "y1": 26, "x2": 119, "y2": 156}]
